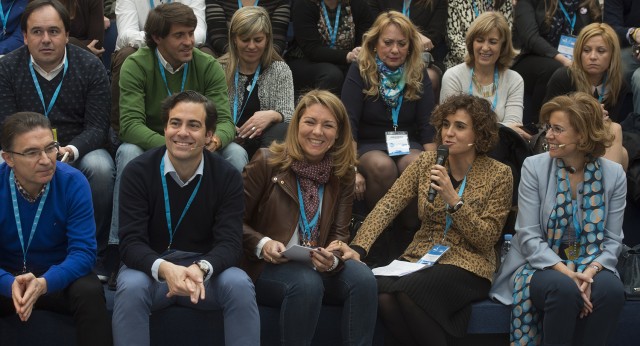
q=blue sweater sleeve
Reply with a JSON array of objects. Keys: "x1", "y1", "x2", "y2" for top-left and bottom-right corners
[
  {"x1": 41, "y1": 168, "x2": 96, "y2": 294},
  {"x1": 0, "y1": 0, "x2": 27, "y2": 55}
]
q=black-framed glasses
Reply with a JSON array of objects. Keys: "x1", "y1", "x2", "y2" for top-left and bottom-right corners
[
  {"x1": 4, "y1": 142, "x2": 60, "y2": 160},
  {"x1": 543, "y1": 123, "x2": 566, "y2": 136}
]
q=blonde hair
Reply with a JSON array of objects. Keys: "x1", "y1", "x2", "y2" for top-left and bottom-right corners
[
  {"x1": 464, "y1": 11, "x2": 516, "y2": 70},
  {"x1": 268, "y1": 90, "x2": 356, "y2": 180},
  {"x1": 358, "y1": 11, "x2": 425, "y2": 101},
  {"x1": 219, "y1": 6, "x2": 282, "y2": 89},
  {"x1": 540, "y1": 92, "x2": 613, "y2": 158},
  {"x1": 571, "y1": 22, "x2": 622, "y2": 109}
]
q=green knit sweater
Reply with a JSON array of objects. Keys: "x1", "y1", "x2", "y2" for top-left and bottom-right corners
[{"x1": 119, "y1": 47, "x2": 233, "y2": 149}]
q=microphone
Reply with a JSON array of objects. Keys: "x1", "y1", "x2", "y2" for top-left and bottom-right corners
[
  {"x1": 190, "y1": 144, "x2": 207, "y2": 151},
  {"x1": 428, "y1": 145, "x2": 449, "y2": 203}
]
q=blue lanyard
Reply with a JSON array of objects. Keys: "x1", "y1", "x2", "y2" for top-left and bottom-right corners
[
  {"x1": 29, "y1": 55, "x2": 69, "y2": 118},
  {"x1": 9, "y1": 170, "x2": 50, "y2": 273},
  {"x1": 156, "y1": 49, "x2": 188, "y2": 96},
  {"x1": 402, "y1": 0, "x2": 411, "y2": 17},
  {"x1": 296, "y1": 179, "x2": 325, "y2": 245},
  {"x1": 472, "y1": 0, "x2": 480, "y2": 17},
  {"x1": 237, "y1": 0, "x2": 259, "y2": 8},
  {"x1": 443, "y1": 167, "x2": 471, "y2": 240},
  {"x1": 469, "y1": 67, "x2": 499, "y2": 111},
  {"x1": 597, "y1": 72, "x2": 607, "y2": 103},
  {"x1": 558, "y1": 2, "x2": 576, "y2": 35},
  {"x1": 233, "y1": 65, "x2": 261, "y2": 125},
  {"x1": 320, "y1": 1, "x2": 341, "y2": 48},
  {"x1": 149, "y1": 0, "x2": 172, "y2": 9},
  {"x1": 391, "y1": 94, "x2": 404, "y2": 130},
  {"x1": 0, "y1": 0, "x2": 16, "y2": 37},
  {"x1": 160, "y1": 157, "x2": 202, "y2": 250}
]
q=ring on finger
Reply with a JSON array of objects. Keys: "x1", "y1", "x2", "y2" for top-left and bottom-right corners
[{"x1": 251, "y1": 126, "x2": 256, "y2": 131}]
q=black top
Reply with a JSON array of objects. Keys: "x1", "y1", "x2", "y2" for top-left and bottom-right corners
[{"x1": 119, "y1": 146, "x2": 244, "y2": 279}]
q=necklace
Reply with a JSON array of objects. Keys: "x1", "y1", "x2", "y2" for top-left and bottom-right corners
[{"x1": 472, "y1": 73, "x2": 496, "y2": 97}]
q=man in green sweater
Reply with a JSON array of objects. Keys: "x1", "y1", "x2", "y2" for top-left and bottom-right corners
[{"x1": 109, "y1": 2, "x2": 247, "y2": 256}]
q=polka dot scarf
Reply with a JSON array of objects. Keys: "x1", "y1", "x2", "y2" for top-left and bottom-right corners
[{"x1": 510, "y1": 158, "x2": 605, "y2": 345}]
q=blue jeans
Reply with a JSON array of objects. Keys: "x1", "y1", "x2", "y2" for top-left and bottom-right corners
[
  {"x1": 109, "y1": 142, "x2": 248, "y2": 244},
  {"x1": 622, "y1": 46, "x2": 640, "y2": 114},
  {"x1": 219, "y1": 141, "x2": 248, "y2": 171},
  {"x1": 113, "y1": 266, "x2": 259, "y2": 346},
  {"x1": 255, "y1": 260, "x2": 378, "y2": 346},
  {"x1": 73, "y1": 149, "x2": 116, "y2": 257},
  {"x1": 109, "y1": 143, "x2": 144, "y2": 244}
]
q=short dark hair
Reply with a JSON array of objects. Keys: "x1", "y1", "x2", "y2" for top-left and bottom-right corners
[
  {"x1": 21, "y1": 0, "x2": 70, "y2": 33},
  {"x1": 144, "y1": 2, "x2": 197, "y2": 49},
  {"x1": 1, "y1": 112, "x2": 53, "y2": 151},
  {"x1": 161, "y1": 91, "x2": 217, "y2": 133},
  {"x1": 431, "y1": 94, "x2": 499, "y2": 155}
]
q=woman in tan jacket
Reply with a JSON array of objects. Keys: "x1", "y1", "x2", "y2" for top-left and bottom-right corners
[{"x1": 333, "y1": 94, "x2": 513, "y2": 345}]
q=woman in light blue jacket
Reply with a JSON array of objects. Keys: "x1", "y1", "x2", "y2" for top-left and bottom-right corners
[{"x1": 490, "y1": 92, "x2": 626, "y2": 346}]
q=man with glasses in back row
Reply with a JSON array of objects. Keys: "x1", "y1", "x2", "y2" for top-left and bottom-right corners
[{"x1": 0, "y1": 112, "x2": 111, "y2": 346}]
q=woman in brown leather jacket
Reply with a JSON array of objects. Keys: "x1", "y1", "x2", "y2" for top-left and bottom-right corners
[{"x1": 241, "y1": 90, "x2": 377, "y2": 345}]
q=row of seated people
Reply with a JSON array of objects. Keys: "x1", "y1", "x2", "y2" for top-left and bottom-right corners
[
  {"x1": 0, "y1": 88, "x2": 626, "y2": 346},
  {"x1": 2, "y1": 0, "x2": 640, "y2": 120},
  {"x1": 0, "y1": 0, "x2": 635, "y2": 283}
]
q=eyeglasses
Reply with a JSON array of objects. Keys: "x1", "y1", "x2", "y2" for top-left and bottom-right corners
[
  {"x1": 544, "y1": 124, "x2": 566, "y2": 136},
  {"x1": 4, "y1": 142, "x2": 60, "y2": 160}
]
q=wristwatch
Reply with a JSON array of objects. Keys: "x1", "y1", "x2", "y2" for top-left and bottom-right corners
[
  {"x1": 447, "y1": 198, "x2": 464, "y2": 214},
  {"x1": 193, "y1": 260, "x2": 210, "y2": 277}
]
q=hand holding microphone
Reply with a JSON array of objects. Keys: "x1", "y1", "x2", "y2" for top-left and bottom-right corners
[{"x1": 428, "y1": 145, "x2": 449, "y2": 203}]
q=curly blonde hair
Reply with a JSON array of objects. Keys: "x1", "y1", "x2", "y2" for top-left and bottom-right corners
[
  {"x1": 358, "y1": 11, "x2": 425, "y2": 101},
  {"x1": 268, "y1": 90, "x2": 356, "y2": 181}
]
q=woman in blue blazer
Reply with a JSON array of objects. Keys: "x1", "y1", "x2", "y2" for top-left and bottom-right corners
[{"x1": 490, "y1": 92, "x2": 626, "y2": 346}]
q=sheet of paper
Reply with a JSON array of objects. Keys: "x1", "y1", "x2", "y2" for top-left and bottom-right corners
[
  {"x1": 371, "y1": 260, "x2": 428, "y2": 277},
  {"x1": 282, "y1": 244, "x2": 314, "y2": 263}
]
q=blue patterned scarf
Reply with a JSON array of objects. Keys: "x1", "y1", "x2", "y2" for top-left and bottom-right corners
[
  {"x1": 510, "y1": 158, "x2": 605, "y2": 345},
  {"x1": 376, "y1": 55, "x2": 405, "y2": 109}
]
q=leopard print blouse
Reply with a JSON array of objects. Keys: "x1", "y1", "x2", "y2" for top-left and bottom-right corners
[{"x1": 351, "y1": 151, "x2": 513, "y2": 281}]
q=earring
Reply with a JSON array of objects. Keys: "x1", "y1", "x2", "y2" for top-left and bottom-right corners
[{"x1": 373, "y1": 48, "x2": 377, "y2": 52}]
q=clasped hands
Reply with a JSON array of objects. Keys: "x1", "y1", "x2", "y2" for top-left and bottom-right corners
[
  {"x1": 569, "y1": 269, "x2": 597, "y2": 319},
  {"x1": 158, "y1": 261, "x2": 206, "y2": 304},
  {"x1": 12, "y1": 273, "x2": 47, "y2": 322}
]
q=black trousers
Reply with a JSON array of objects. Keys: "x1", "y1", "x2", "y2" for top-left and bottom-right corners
[
  {"x1": 288, "y1": 57, "x2": 349, "y2": 96},
  {"x1": 511, "y1": 54, "x2": 563, "y2": 123},
  {"x1": 530, "y1": 269, "x2": 625, "y2": 346},
  {"x1": 0, "y1": 274, "x2": 112, "y2": 346}
]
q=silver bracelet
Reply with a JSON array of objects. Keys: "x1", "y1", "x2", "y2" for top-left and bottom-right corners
[{"x1": 327, "y1": 256, "x2": 339, "y2": 272}]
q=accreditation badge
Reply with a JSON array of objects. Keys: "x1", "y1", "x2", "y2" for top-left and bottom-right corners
[{"x1": 385, "y1": 131, "x2": 410, "y2": 156}]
